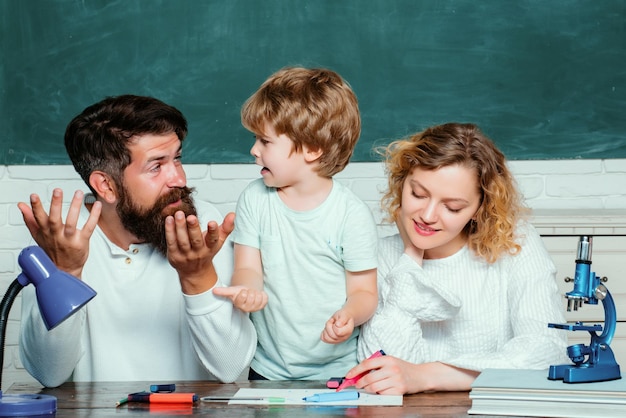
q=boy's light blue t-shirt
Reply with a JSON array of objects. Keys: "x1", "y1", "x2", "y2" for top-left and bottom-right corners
[{"x1": 233, "y1": 178, "x2": 378, "y2": 380}]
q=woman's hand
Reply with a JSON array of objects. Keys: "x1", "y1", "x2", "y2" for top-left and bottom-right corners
[
  {"x1": 346, "y1": 355, "x2": 420, "y2": 395},
  {"x1": 346, "y1": 356, "x2": 479, "y2": 395}
]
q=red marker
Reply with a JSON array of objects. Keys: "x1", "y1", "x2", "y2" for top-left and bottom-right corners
[
  {"x1": 336, "y1": 349, "x2": 386, "y2": 391},
  {"x1": 127, "y1": 392, "x2": 198, "y2": 403}
]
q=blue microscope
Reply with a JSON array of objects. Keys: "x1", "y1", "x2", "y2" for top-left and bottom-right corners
[{"x1": 548, "y1": 235, "x2": 621, "y2": 383}]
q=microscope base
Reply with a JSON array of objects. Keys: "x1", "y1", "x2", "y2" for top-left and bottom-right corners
[{"x1": 549, "y1": 363, "x2": 621, "y2": 383}]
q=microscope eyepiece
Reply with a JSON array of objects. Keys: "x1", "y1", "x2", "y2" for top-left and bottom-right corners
[{"x1": 576, "y1": 235, "x2": 592, "y2": 263}]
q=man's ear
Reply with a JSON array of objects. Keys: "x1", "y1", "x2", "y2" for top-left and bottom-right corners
[
  {"x1": 89, "y1": 171, "x2": 118, "y2": 204},
  {"x1": 303, "y1": 146, "x2": 323, "y2": 163}
]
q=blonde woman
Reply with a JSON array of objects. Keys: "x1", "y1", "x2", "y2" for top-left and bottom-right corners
[{"x1": 349, "y1": 122, "x2": 569, "y2": 394}]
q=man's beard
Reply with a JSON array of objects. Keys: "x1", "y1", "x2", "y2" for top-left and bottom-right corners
[{"x1": 116, "y1": 185, "x2": 198, "y2": 256}]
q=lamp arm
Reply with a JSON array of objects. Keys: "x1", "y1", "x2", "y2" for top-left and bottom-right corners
[{"x1": 0, "y1": 279, "x2": 24, "y2": 391}]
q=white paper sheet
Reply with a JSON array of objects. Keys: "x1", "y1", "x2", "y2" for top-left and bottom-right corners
[{"x1": 226, "y1": 388, "x2": 402, "y2": 406}]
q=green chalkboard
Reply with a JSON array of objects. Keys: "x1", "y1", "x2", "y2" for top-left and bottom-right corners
[{"x1": 2, "y1": 0, "x2": 625, "y2": 165}]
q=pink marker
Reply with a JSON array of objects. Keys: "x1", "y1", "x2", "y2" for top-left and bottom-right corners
[{"x1": 336, "y1": 349, "x2": 386, "y2": 391}]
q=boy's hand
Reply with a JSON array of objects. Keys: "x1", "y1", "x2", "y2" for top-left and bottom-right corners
[
  {"x1": 213, "y1": 285, "x2": 268, "y2": 312},
  {"x1": 321, "y1": 309, "x2": 355, "y2": 344}
]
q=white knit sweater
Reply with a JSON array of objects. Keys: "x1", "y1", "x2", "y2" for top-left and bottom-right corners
[{"x1": 358, "y1": 222, "x2": 571, "y2": 371}]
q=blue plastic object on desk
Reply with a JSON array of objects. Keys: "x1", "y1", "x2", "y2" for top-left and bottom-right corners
[{"x1": 303, "y1": 391, "x2": 360, "y2": 402}]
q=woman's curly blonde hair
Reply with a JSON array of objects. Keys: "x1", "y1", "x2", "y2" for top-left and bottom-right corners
[{"x1": 379, "y1": 122, "x2": 528, "y2": 263}]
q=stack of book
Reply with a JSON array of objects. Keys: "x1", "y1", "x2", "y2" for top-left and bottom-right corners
[{"x1": 469, "y1": 368, "x2": 626, "y2": 418}]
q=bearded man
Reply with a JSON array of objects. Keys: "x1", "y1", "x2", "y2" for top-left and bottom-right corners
[{"x1": 18, "y1": 95, "x2": 256, "y2": 387}]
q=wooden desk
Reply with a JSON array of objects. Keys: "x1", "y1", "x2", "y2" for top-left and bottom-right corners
[{"x1": 7, "y1": 380, "x2": 476, "y2": 417}]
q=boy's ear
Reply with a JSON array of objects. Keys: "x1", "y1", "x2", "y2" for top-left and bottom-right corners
[
  {"x1": 303, "y1": 146, "x2": 323, "y2": 163},
  {"x1": 89, "y1": 171, "x2": 118, "y2": 204}
]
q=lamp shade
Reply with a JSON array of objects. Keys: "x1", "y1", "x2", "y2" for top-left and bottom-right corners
[{"x1": 17, "y1": 246, "x2": 97, "y2": 330}]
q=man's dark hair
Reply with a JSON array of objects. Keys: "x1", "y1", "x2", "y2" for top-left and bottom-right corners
[{"x1": 64, "y1": 95, "x2": 188, "y2": 193}]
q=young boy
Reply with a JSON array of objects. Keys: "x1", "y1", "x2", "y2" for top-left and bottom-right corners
[{"x1": 214, "y1": 67, "x2": 378, "y2": 380}]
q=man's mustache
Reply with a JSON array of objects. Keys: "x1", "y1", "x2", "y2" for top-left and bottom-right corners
[{"x1": 157, "y1": 186, "x2": 195, "y2": 208}]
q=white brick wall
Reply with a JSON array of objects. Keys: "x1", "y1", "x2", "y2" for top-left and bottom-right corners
[{"x1": 1, "y1": 159, "x2": 625, "y2": 389}]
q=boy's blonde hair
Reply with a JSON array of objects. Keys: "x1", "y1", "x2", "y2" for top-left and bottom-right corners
[
  {"x1": 241, "y1": 67, "x2": 361, "y2": 177},
  {"x1": 379, "y1": 122, "x2": 528, "y2": 264}
]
